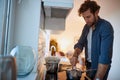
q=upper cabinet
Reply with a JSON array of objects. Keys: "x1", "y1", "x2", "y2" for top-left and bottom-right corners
[
  {"x1": 41, "y1": 0, "x2": 73, "y2": 31},
  {"x1": 42, "y1": 0, "x2": 73, "y2": 8}
]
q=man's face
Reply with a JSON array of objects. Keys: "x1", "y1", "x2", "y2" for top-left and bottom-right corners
[{"x1": 81, "y1": 9, "x2": 97, "y2": 27}]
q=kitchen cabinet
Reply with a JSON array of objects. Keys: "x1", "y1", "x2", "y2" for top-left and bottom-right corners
[{"x1": 41, "y1": 0, "x2": 73, "y2": 31}]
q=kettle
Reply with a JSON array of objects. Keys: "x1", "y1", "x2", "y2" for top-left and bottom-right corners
[
  {"x1": 45, "y1": 56, "x2": 60, "y2": 73},
  {"x1": 45, "y1": 56, "x2": 60, "y2": 80}
]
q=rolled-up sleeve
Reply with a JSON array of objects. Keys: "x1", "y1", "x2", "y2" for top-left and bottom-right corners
[{"x1": 99, "y1": 23, "x2": 114, "y2": 64}]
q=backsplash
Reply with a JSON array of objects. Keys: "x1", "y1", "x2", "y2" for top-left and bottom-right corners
[{"x1": 37, "y1": 29, "x2": 46, "y2": 71}]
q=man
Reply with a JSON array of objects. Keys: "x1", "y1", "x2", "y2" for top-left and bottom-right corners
[{"x1": 70, "y1": 0, "x2": 114, "y2": 80}]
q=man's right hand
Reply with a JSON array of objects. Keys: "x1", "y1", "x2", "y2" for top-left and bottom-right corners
[
  {"x1": 70, "y1": 56, "x2": 78, "y2": 67},
  {"x1": 70, "y1": 48, "x2": 81, "y2": 67}
]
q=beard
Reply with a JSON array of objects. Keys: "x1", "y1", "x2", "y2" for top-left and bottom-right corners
[
  {"x1": 87, "y1": 22, "x2": 95, "y2": 27},
  {"x1": 87, "y1": 15, "x2": 96, "y2": 27}
]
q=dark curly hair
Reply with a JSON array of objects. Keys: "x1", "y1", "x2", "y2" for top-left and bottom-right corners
[{"x1": 78, "y1": 0, "x2": 100, "y2": 16}]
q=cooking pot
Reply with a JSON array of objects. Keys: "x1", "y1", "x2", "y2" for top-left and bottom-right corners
[
  {"x1": 58, "y1": 64, "x2": 82, "y2": 80},
  {"x1": 59, "y1": 64, "x2": 96, "y2": 80},
  {"x1": 66, "y1": 68, "x2": 82, "y2": 80}
]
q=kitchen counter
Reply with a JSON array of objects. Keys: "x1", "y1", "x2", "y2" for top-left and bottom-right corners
[
  {"x1": 35, "y1": 63, "x2": 91, "y2": 80},
  {"x1": 58, "y1": 71, "x2": 91, "y2": 80}
]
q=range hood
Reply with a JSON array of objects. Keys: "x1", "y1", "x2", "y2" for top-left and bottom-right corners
[{"x1": 41, "y1": 0, "x2": 73, "y2": 31}]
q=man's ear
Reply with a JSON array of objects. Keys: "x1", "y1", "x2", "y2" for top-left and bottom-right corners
[{"x1": 95, "y1": 10, "x2": 99, "y2": 15}]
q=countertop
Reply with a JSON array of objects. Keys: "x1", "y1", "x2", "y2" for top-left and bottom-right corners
[{"x1": 35, "y1": 63, "x2": 91, "y2": 80}]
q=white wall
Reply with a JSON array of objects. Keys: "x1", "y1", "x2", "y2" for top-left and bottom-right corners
[
  {"x1": 50, "y1": 0, "x2": 120, "y2": 79},
  {"x1": 14, "y1": 0, "x2": 41, "y2": 53}
]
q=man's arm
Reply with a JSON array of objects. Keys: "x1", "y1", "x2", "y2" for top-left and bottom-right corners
[
  {"x1": 94, "y1": 63, "x2": 109, "y2": 80},
  {"x1": 95, "y1": 22, "x2": 114, "y2": 80}
]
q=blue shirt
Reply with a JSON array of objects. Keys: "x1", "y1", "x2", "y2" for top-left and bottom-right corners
[{"x1": 74, "y1": 17, "x2": 114, "y2": 69}]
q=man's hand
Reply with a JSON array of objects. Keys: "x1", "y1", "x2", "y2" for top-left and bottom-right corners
[
  {"x1": 70, "y1": 48, "x2": 82, "y2": 67},
  {"x1": 70, "y1": 57, "x2": 78, "y2": 67}
]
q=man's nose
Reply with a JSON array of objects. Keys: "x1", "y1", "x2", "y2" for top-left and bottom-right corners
[
  {"x1": 85, "y1": 19, "x2": 89, "y2": 23},
  {"x1": 84, "y1": 18, "x2": 89, "y2": 23}
]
